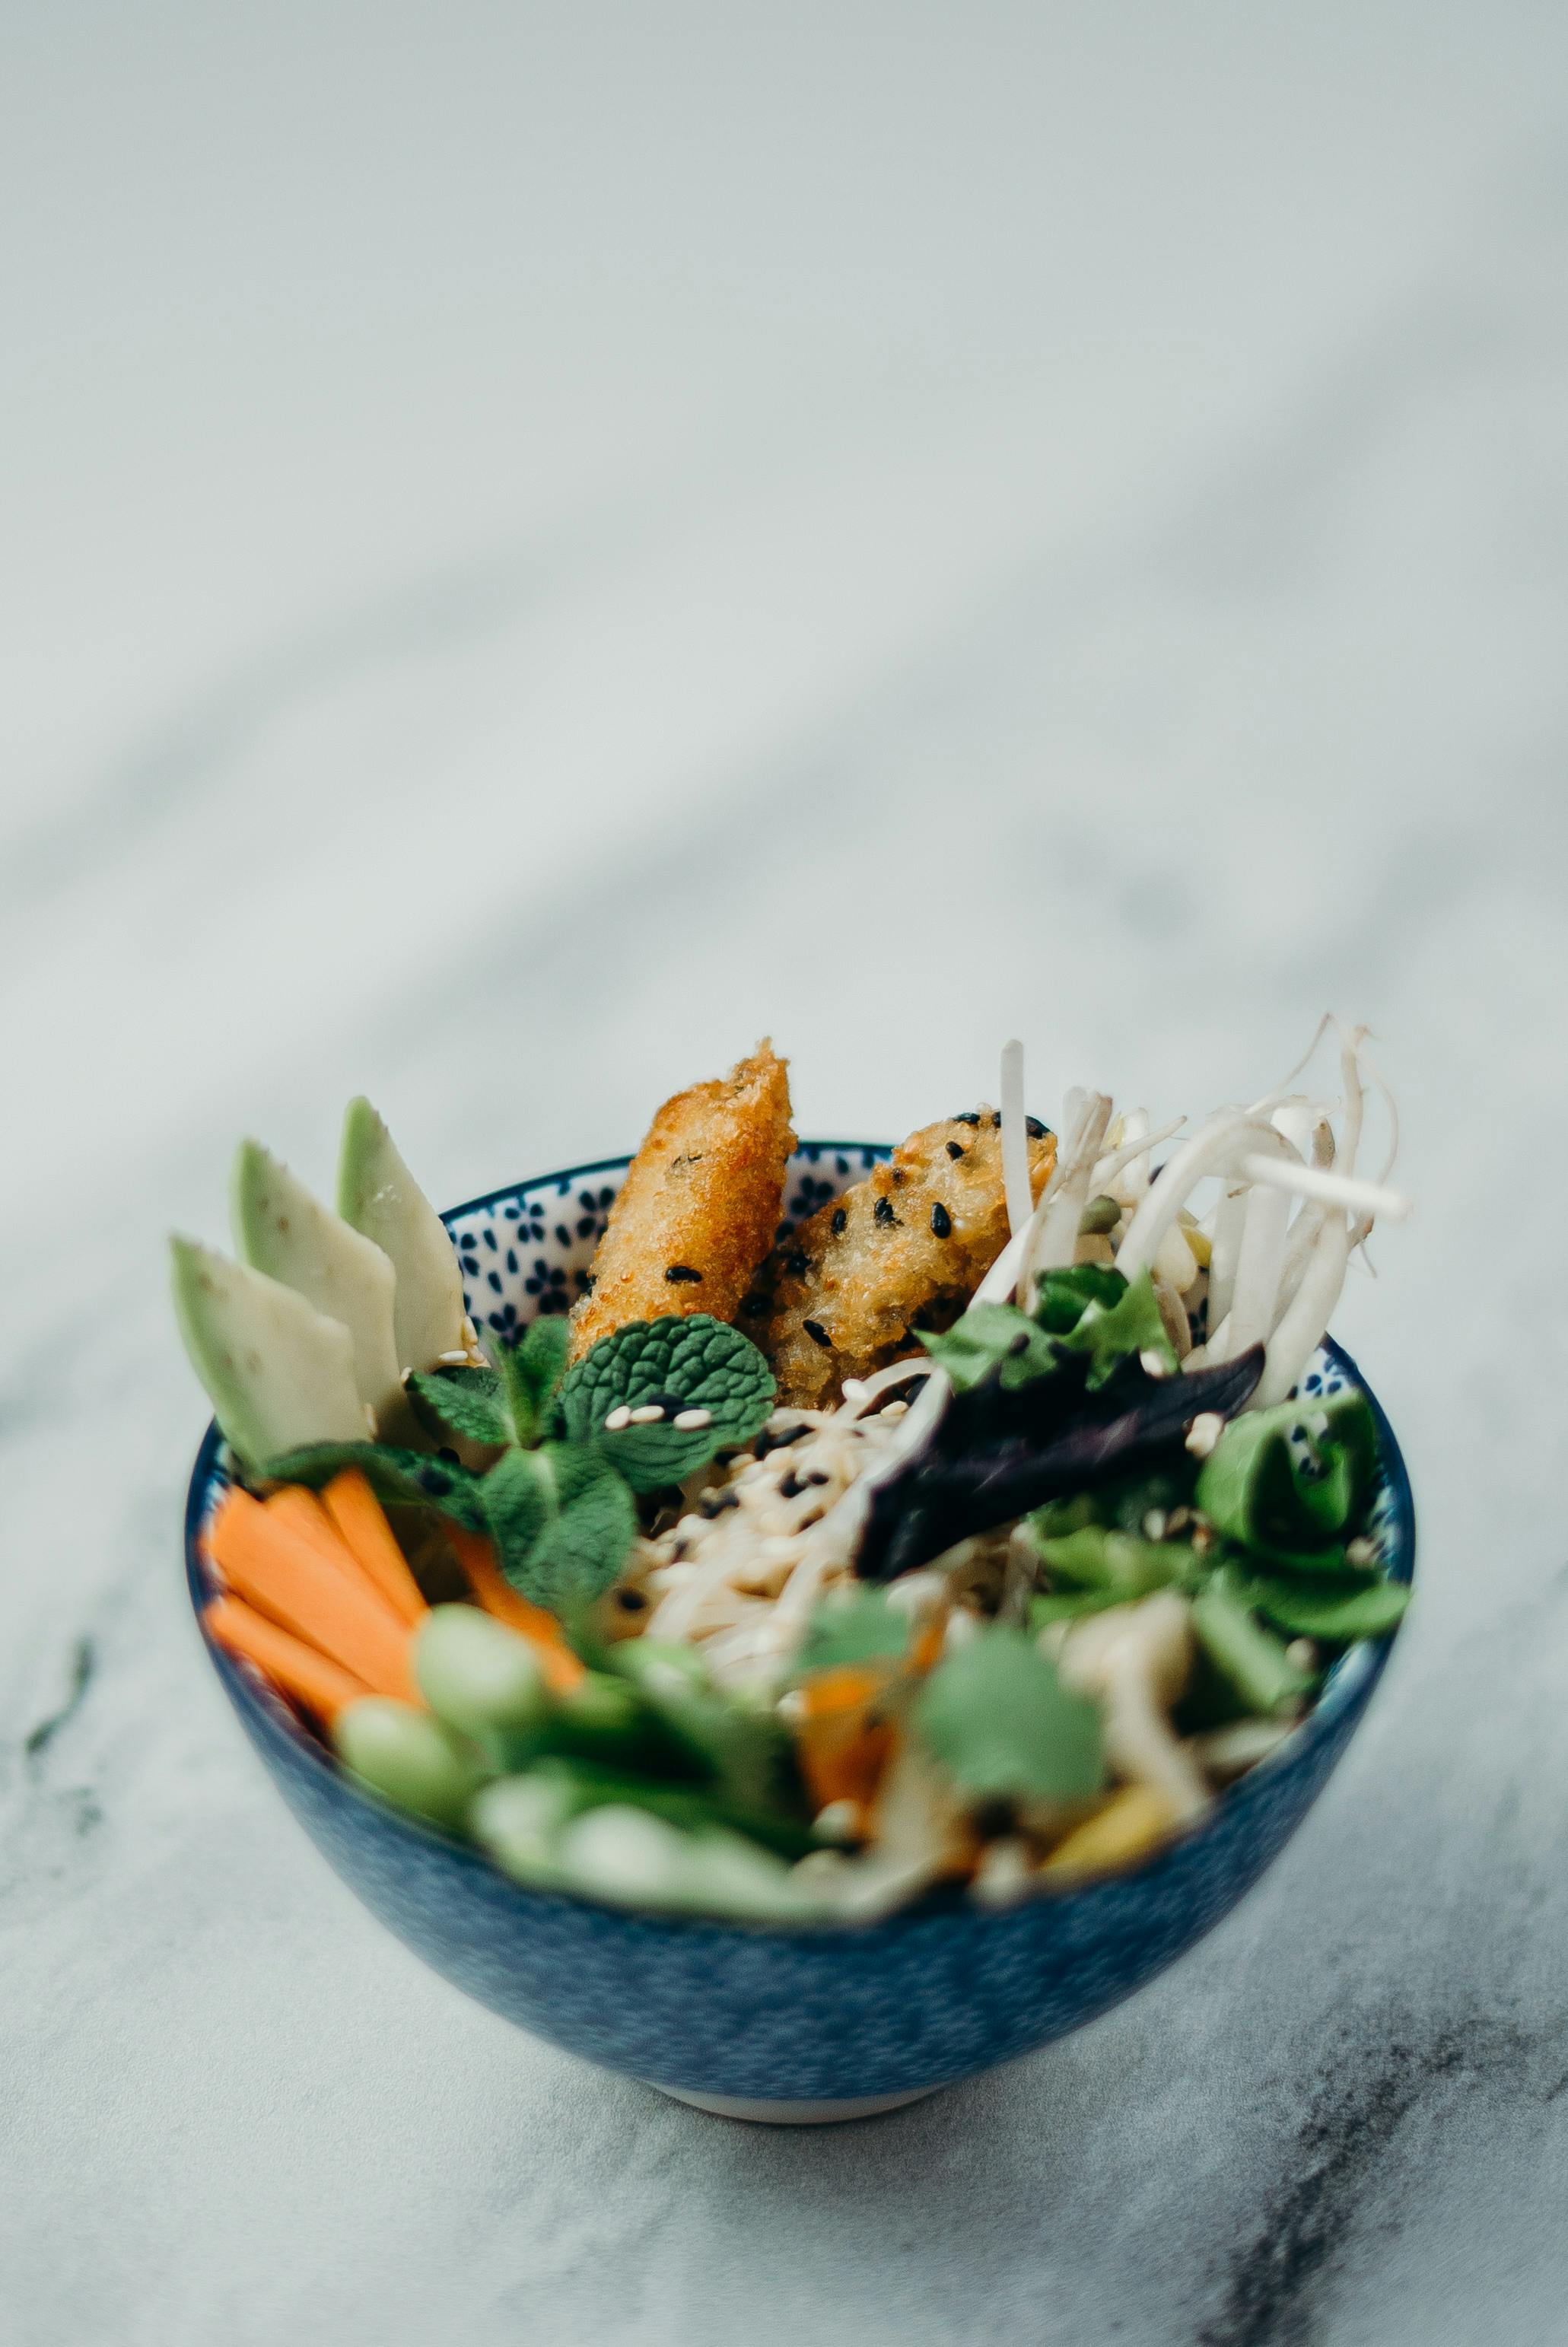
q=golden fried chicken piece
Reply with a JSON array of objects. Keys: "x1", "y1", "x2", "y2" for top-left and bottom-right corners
[
  {"x1": 751, "y1": 1111, "x2": 1056, "y2": 1408},
  {"x1": 568, "y1": 1042, "x2": 796, "y2": 1361}
]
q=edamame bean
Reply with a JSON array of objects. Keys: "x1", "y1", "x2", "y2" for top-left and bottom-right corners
[{"x1": 333, "y1": 1698, "x2": 490, "y2": 1832}]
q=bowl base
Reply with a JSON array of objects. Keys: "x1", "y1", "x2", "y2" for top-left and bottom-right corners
[{"x1": 644, "y1": 2082, "x2": 943, "y2": 2126}]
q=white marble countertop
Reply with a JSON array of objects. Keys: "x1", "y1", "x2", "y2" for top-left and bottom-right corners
[{"x1": 5, "y1": 8, "x2": 1568, "y2": 2341}]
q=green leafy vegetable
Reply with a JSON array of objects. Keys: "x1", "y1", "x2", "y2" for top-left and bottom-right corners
[
  {"x1": 1032, "y1": 1525, "x2": 1188, "y2": 1599},
  {"x1": 795, "y1": 1587, "x2": 913, "y2": 1675},
  {"x1": 1028, "y1": 1586, "x2": 1127, "y2": 1630},
  {"x1": 557, "y1": 1315, "x2": 776, "y2": 1492},
  {"x1": 914, "y1": 1627, "x2": 1105, "y2": 1802},
  {"x1": 407, "y1": 1365, "x2": 510, "y2": 1448},
  {"x1": 1034, "y1": 1263, "x2": 1127, "y2": 1333},
  {"x1": 605, "y1": 1639, "x2": 805, "y2": 1819},
  {"x1": 482, "y1": 1442, "x2": 637, "y2": 1613},
  {"x1": 1229, "y1": 1566, "x2": 1409, "y2": 1643},
  {"x1": 1050, "y1": 1267, "x2": 1177, "y2": 1390},
  {"x1": 265, "y1": 1439, "x2": 489, "y2": 1530},
  {"x1": 1196, "y1": 1390, "x2": 1378, "y2": 1571},
  {"x1": 496, "y1": 1317, "x2": 571, "y2": 1445},
  {"x1": 1191, "y1": 1566, "x2": 1315, "y2": 1717},
  {"x1": 919, "y1": 1302, "x2": 1061, "y2": 1392}
]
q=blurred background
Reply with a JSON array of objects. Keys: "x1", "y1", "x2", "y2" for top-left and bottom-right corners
[{"x1": 4, "y1": 6, "x2": 1567, "y2": 2342}]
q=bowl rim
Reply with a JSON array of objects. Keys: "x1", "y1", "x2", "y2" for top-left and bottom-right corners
[{"x1": 183, "y1": 1143, "x2": 1417, "y2": 1941}]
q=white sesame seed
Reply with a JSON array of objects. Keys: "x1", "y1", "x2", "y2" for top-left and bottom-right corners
[
  {"x1": 1142, "y1": 1509, "x2": 1167, "y2": 1543},
  {"x1": 1345, "y1": 1536, "x2": 1376, "y2": 1567},
  {"x1": 841, "y1": 1378, "x2": 867, "y2": 1402},
  {"x1": 673, "y1": 1407, "x2": 713, "y2": 1431},
  {"x1": 1139, "y1": 1347, "x2": 1171, "y2": 1379},
  {"x1": 603, "y1": 1404, "x2": 633, "y2": 1432},
  {"x1": 1286, "y1": 1639, "x2": 1318, "y2": 1672},
  {"x1": 362, "y1": 1404, "x2": 378, "y2": 1436},
  {"x1": 777, "y1": 1689, "x2": 806, "y2": 1724},
  {"x1": 813, "y1": 1799, "x2": 860, "y2": 1843},
  {"x1": 1185, "y1": 1411, "x2": 1225, "y2": 1458},
  {"x1": 437, "y1": 1349, "x2": 470, "y2": 1366},
  {"x1": 462, "y1": 1318, "x2": 479, "y2": 1345},
  {"x1": 973, "y1": 1839, "x2": 1033, "y2": 1906},
  {"x1": 628, "y1": 1404, "x2": 665, "y2": 1425}
]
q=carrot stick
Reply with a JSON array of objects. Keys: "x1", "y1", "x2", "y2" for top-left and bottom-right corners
[
  {"x1": 320, "y1": 1471, "x2": 428, "y2": 1628},
  {"x1": 207, "y1": 1487, "x2": 419, "y2": 1703},
  {"x1": 444, "y1": 1527, "x2": 585, "y2": 1693},
  {"x1": 204, "y1": 1595, "x2": 371, "y2": 1723}
]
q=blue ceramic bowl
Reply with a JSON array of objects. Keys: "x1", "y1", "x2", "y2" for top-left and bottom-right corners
[{"x1": 186, "y1": 1143, "x2": 1415, "y2": 2123}]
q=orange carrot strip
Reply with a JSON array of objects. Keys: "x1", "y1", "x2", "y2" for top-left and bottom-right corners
[
  {"x1": 320, "y1": 1471, "x2": 428, "y2": 1628},
  {"x1": 796, "y1": 1662, "x2": 897, "y2": 1816},
  {"x1": 204, "y1": 1595, "x2": 371, "y2": 1723},
  {"x1": 207, "y1": 1487, "x2": 419, "y2": 1703},
  {"x1": 444, "y1": 1527, "x2": 585, "y2": 1693}
]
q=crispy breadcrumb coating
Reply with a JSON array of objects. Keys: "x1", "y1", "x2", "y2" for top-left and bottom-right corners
[
  {"x1": 568, "y1": 1042, "x2": 796, "y2": 1361},
  {"x1": 750, "y1": 1111, "x2": 1056, "y2": 1407}
]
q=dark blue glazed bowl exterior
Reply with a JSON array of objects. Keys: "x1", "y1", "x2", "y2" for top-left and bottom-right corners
[{"x1": 185, "y1": 1145, "x2": 1415, "y2": 2108}]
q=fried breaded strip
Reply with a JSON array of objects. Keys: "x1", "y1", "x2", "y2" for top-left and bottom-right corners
[
  {"x1": 752, "y1": 1111, "x2": 1056, "y2": 1408},
  {"x1": 568, "y1": 1042, "x2": 796, "y2": 1360}
]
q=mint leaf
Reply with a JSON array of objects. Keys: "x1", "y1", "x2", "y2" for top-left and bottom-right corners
[
  {"x1": 408, "y1": 1365, "x2": 510, "y2": 1447},
  {"x1": 557, "y1": 1315, "x2": 775, "y2": 1493},
  {"x1": 264, "y1": 1439, "x2": 488, "y2": 1530},
  {"x1": 919, "y1": 1302, "x2": 1061, "y2": 1393},
  {"x1": 1196, "y1": 1391, "x2": 1377, "y2": 1570},
  {"x1": 1050, "y1": 1266, "x2": 1176, "y2": 1390},
  {"x1": 484, "y1": 1441, "x2": 636, "y2": 1614},
  {"x1": 1228, "y1": 1566, "x2": 1408, "y2": 1644},
  {"x1": 495, "y1": 1317, "x2": 571, "y2": 1445},
  {"x1": 795, "y1": 1587, "x2": 912, "y2": 1675},
  {"x1": 914, "y1": 1627, "x2": 1105, "y2": 1802},
  {"x1": 1035, "y1": 1264, "x2": 1126, "y2": 1334}
]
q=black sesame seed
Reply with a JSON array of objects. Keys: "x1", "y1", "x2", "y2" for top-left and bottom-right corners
[
  {"x1": 803, "y1": 1470, "x2": 830, "y2": 1488},
  {"x1": 930, "y1": 1201, "x2": 953, "y2": 1239},
  {"x1": 615, "y1": 1588, "x2": 648, "y2": 1611},
  {"x1": 699, "y1": 1487, "x2": 740, "y2": 1518},
  {"x1": 1026, "y1": 1115, "x2": 1048, "y2": 1139},
  {"x1": 664, "y1": 1264, "x2": 703, "y2": 1283},
  {"x1": 437, "y1": 1445, "x2": 460, "y2": 1464},
  {"x1": 946, "y1": 1141, "x2": 965, "y2": 1160},
  {"x1": 831, "y1": 1207, "x2": 848, "y2": 1234},
  {"x1": 784, "y1": 1249, "x2": 809, "y2": 1277},
  {"x1": 953, "y1": 1111, "x2": 981, "y2": 1126},
  {"x1": 991, "y1": 1111, "x2": 1003, "y2": 1127},
  {"x1": 755, "y1": 1421, "x2": 809, "y2": 1458},
  {"x1": 778, "y1": 1471, "x2": 805, "y2": 1499},
  {"x1": 873, "y1": 1196, "x2": 897, "y2": 1228},
  {"x1": 803, "y1": 1318, "x2": 832, "y2": 1349}
]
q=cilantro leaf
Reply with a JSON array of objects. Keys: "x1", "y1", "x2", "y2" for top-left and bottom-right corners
[
  {"x1": 1195, "y1": 1391, "x2": 1377, "y2": 1570},
  {"x1": 913, "y1": 1627, "x2": 1105, "y2": 1802},
  {"x1": 407, "y1": 1365, "x2": 510, "y2": 1448},
  {"x1": 483, "y1": 1441, "x2": 636, "y2": 1614},
  {"x1": 557, "y1": 1315, "x2": 775, "y2": 1492},
  {"x1": 795, "y1": 1587, "x2": 913, "y2": 1675},
  {"x1": 918, "y1": 1303, "x2": 1061, "y2": 1392},
  {"x1": 1050, "y1": 1267, "x2": 1176, "y2": 1390},
  {"x1": 263, "y1": 1439, "x2": 488, "y2": 1530}
]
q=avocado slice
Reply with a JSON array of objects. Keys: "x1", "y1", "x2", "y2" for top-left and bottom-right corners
[
  {"x1": 337, "y1": 1098, "x2": 469, "y2": 1375},
  {"x1": 231, "y1": 1141, "x2": 404, "y2": 1432},
  {"x1": 170, "y1": 1236, "x2": 366, "y2": 1471}
]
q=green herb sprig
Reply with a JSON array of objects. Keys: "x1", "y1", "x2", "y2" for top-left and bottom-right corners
[{"x1": 266, "y1": 1312, "x2": 777, "y2": 1617}]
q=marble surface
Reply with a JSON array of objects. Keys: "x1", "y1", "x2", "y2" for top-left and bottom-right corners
[{"x1": 5, "y1": 7, "x2": 1568, "y2": 2341}]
